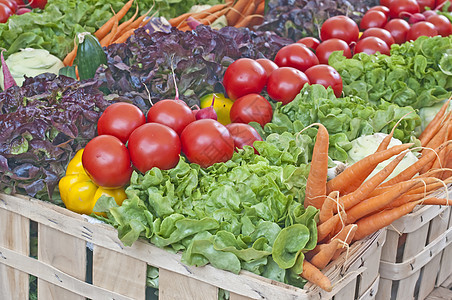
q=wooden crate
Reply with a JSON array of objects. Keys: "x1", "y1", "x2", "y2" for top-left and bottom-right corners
[
  {"x1": 0, "y1": 193, "x2": 385, "y2": 300},
  {"x1": 377, "y1": 188, "x2": 452, "y2": 300}
]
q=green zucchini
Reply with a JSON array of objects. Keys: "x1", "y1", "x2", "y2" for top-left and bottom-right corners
[{"x1": 74, "y1": 33, "x2": 107, "y2": 80}]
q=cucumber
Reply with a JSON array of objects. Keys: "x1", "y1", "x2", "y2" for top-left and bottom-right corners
[{"x1": 74, "y1": 33, "x2": 107, "y2": 80}]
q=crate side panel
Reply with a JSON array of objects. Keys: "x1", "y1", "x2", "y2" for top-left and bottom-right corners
[
  {"x1": 437, "y1": 208, "x2": 452, "y2": 285},
  {"x1": 381, "y1": 230, "x2": 399, "y2": 263},
  {"x1": 395, "y1": 270, "x2": 419, "y2": 300},
  {"x1": 418, "y1": 255, "x2": 443, "y2": 300},
  {"x1": 358, "y1": 243, "x2": 383, "y2": 297},
  {"x1": 332, "y1": 278, "x2": 357, "y2": 300},
  {"x1": 0, "y1": 208, "x2": 30, "y2": 300},
  {"x1": 38, "y1": 224, "x2": 86, "y2": 300},
  {"x1": 93, "y1": 245, "x2": 146, "y2": 300},
  {"x1": 376, "y1": 278, "x2": 392, "y2": 300},
  {"x1": 159, "y1": 268, "x2": 218, "y2": 300}
]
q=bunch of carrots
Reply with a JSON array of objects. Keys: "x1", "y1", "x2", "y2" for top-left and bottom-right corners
[
  {"x1": 168, "y1": 0, "x2": 265, "y2": 31},
  {"x1": 299, "y1": 99, "x2": 452, "y2": 292},
  {"x1": 63, "y1": 0, "x2": 154, "y2": 67}
]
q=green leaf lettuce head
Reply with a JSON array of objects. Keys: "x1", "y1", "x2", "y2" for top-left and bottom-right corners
[
  {"x1": 255, "y1": 84, "x2": 420, "y2": 162},
  {"x1": 329, "y1": 36, "x2": 452, "y2": 109},
  {"x1": 94, "y1": 147, "x2": 318, "y2": 284}
]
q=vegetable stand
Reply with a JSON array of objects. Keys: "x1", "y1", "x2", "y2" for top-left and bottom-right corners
[{"x1": 0, "y1": 192, "x2": 385, "y2": 299}]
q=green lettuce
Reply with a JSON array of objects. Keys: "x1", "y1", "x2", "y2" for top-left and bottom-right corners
[
  {"x1": 95, "y1": 147, "x2": 317, "y2": 285},
  {"x1": 329, "y1": 36, "x2": 452, "y2": 109}
]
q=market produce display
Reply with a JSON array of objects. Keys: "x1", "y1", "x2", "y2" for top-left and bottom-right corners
[{"x1": 1, "y1": 0, "x2": 452, "y2": 297}]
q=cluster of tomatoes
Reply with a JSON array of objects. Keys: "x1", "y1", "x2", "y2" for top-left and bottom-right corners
[
  {"x1": 81, "y1": 98, "x2": 265, "y2": 189},
  {"x1": 298, "y1": 0, "x2": 452, "y2": 62},
  {"x1": 0, "y1": 0, "x2": 47, "y2": 23}
]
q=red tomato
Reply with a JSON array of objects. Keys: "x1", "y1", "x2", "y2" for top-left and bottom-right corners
[
  {"x1": 146, "y1": 99, "x2": 195, "y2": 135},
  {"x1": 315, "y1": 38, "x2": 352, "y2": 65},
  {"x1": 15, "y1": 7, "x2": 30, "y2": 15},
  {"x1": 223, "y1": 58, "x2": 267, "y2": 101},
  {"x1": 360, "y1": 11, "x2": 388, "y2": 30},
  {"x1": 389, "y1": 0, "x2": 420, "y2": 19},
  {"x1": 97, "y1": 102, "x2": 146, "y2": 144},
  {"x1": 436, "y1": 0, "x2": 452, "y2": 11},
  {"x1": 422, "y1": 10, "x2": 437, "y2": 18},
  {"x1": 180, "y1": 119, "x2": 234, "y2": 168},
  {"x1": 361, "y1": 28, "x2": 395, "y2": 47},
  {"x1": 354, "y1": 37, "x2": 391, "y2": 55},
  {"x1": 274, "y1": 43, "x2": 319, "y2": 72},
  {"x1": 255, "y1": 58, "x2": 278, "y2": 79},
  {"x1": 128, "y1": 123, "x2": 181, "y2": 173},
  {"x1": 426, "y1": 14, "x2": 452, "y2": 36},
  {"x1": 266, "y1": 67, "x2": 310, "y2": 105},
  {"x1": 0, "y1": 3, "x2": 12, "y2": 23},
  {"x1": 384, "y1": 18, "x2": 411, "y2": 44},
  {"x1": 320, "y1": 15, "x2": 359, "y2": 45},
  {"x1": 305, "y1": 65, "x2": 343, "y2": 98},
  {"x1": 380, "y1": 0, "x2": 395, "y2": 7},
  {"x1": 29, "y1": 0, "x2": 47, "y2": 9},
  {"x1": 368, "y1": 5, "x2": 391, "y2": 17},
  {"x1": 406, "y1": 21, "x2": 438, "y2": 40},
  {"x1": 0, "y1": 0, "x2": 16, "y2": 12},
  {"x1": 226, "y1": 123, "x2": 262, "y2": 153},
  {"x1": 296, "y1": 37, "x2": 321, "y2": 50},
  {"x1": 417, "y1": 0, "x2": 436, "y2": 11},
  {"x1": 82, "y1": 135, "x2": 132, "y2": 188},
  {"x1": 229, "y1": 93, "x2": 273, "y2": 126}
]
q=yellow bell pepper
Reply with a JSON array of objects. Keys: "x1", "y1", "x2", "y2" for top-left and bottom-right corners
[{"x1": 59, "y1": 149, "x2": 127, "y2": 215}]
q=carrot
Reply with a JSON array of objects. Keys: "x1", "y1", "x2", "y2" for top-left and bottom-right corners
[
  {"x1": 431, "y1": 141, "x2": 450, "y2": 170},
  {"x1": 310, "y1": 239, "x2": 341, "y2": 270},
  {"x1": 419, "y1": 197, "x2": 452, "y2": 206},
  {"x1": 100, "y1": 12, "x2": 119, "y2": 48},
  {"x1": 305, "y1": 243, "x2": 329, "y2": 261},
  {"x1": 234, "y1": 1, "x2": 256, "y2": 25},
  {"x1": 384, "y1": 193, "x2": 426, "y2": 209},
  {"x1": 353, "y1": 200, "x2": 421, "y2": 241},
  {"x1": 331, "y1": 224, "x2": 358, "y2": 260},
  {"x1": 234, "y1": 14, "x2": 264, "y2": 28},
  {"x1": 169, "y1": 12, "x2": 193, "y2": 27},
  {"x1": 112, "y1": 2, "x2": 139, "y2": 41},
  {"x1": 195, "y1": 7, "x2": 230, "y2": 26},
  {"x1": 95, "y1": 0, "x2": 134, "y2": 41},
  {"x1": 304, "y1": 124, "x2": 329, "y2": 209},
  {"x1": 381, "y1": 141, "x2": 451, "y2": 187},
  {"x1": 419, "y1": 99, "x2": 451, "y2": 146},
  {"x1": 326, "y1": 143, "x2": 414, "y2": 196},
  {"x1": 336, "y1": 151, "x2": 408, "y2": 212},
  {"x1": 63, "y1": 45, "x2": 77, "y2": 67},
  {"x1": 317, "y1": 211, "x2": 346, "y2": 242},
  {"x1": 346, "y1": 179, "x2": 421, "y2": 224},
  {"x1": 300, "y1": 261, "x2": 332, "y2": 292},
  {"x1": 225, "y1": 0, "x2": 249, "y2": 26},
  {"x1": 192, "y1": 3, "x2": 229, "y2": 19},
  {"x1": 112, "y1": 28, "x2": 135, "y2": 44},
  {"x1": 319, "y1": 191, "x2": 339, "y2": 224},
  {"x1": 376, "y1": 111, "x2": 413, "y2": 152},
  {"x1": 249, "y1": 0, "x2": 265, "y2": 26}
]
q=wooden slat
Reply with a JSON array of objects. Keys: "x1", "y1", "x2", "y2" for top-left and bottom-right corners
[
  {"x1": 425, "y1": 286, "x2": 452, "y2": 300},
  {"x1": 332, "y1": 278, "x2": 357, "y2": 300},
  {"x1": 0, "y1": 207, "x2": 29, "y2": 300},
  {"x1": 358, "y1": 276, "x2": 379, "y2": 300},
  {"x1": 38, "y1": 225, "x2": 87, "y2": 300},
  {"x1": 230, "y1": 292, "x2": 253, "y2": 300},
  {"x1": 93, "y1": 245, "x2": 147, "y2": 299},
  {"x1": 159, "y1": 268, "x2": 219, "y2": 299},
  {"x1": 357, "y1": 241, "x2": 383, "y2": 297},
  {"x1": 375, "y1": 278, "x2": 392, "y2": 300},
  {"x1": 437, "y1": 208, "x2": 452, "y2": 286}
]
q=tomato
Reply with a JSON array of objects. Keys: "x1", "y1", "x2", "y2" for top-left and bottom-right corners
[
  {"x1": 223, "y1": 58, "x2": 267, "y2": 101},
  {"x1": 368, "y1": 5, "x2": 391, "y2": 17},
  {"x1": 0, "y1": 0, "x2": 16, "y2": 12},
  {"x1": 360, "y1": 11, "x2": 388, "y2": 30},
  {"x1": 200, "y1": 93, "x2": 234, "y2": 125},
  {"x1": 97, "y1": 102, "x2": 146, "y2": 144},
  {"x1": 229, "y1": 93, "x2": 273, "y2": 126},
  {"x1": 380, "y1": 0, "x2": 395, "y2": 7},
  {"x1": 422, "y1": 10, "x2": 437, "y2": 18},
  {"x1": 226, "y1": 123, "x2": 262, "y2": 153},
  {"x1": 361, "y1": 28, "x2": 395, "y2": 47},
  {"x1": 406, "y1": 12, "x2": 426, "y2": 23},
  {"x1": 82, "y1": 135, "x2": 132, "y2": 188},
  {"x1": 315, "y1": 38, "x2": 352, "y2": 65},
  {"x1": 180, "y1": 119, "x2": 234, "y2": 168},
  {"x1": 296, "y1": 36, "x2": 321, "y2": 50},
  {"x1": 320, "y1": 15, "x2": 359, "y2": 45},
  {"x1": 436, "y1": 0, "x2": 452, "y2": 11},
  {"x1": 305, "y1": 65, "x2": 343, "y2": 98},
  {"x1": 0, "y1": 3, "x2": 12, "y2": 23},
  {"x1": 255, "y1": 58, "x2": 278, "y2": 79},
  {"x1": 15, "y1": 7, "x2": 30, "y2": 15},
  {"x1": 29, "y1": 0, "x2": 47, "y2": 9},
  {"x1": 128, "y1": 123, "x2": 181, "y2": 173},
  {"x1": 426, "y1": 14, "x2": 452, "y2": 36},
  {"x1": 266, "y1": 67, "x2": 310, "y2": 105},
  {"x1": 389, "y1": 0, "x2": 420, "y2": 19},
  {"x1": 406, "y1": 21, "x2": 438, "y2": 40},
  {"x1": 417, "y1": 0, "x2": 436, "y2": 11},
  {"x1": 146, "y1": 99, "x2": 195, "y2": 135},
  {"x1": 384, "y1": 18, "x2": 411, "y2": 44},
  {"x1": 354, "y1": 37, "x2": 391, "y2": 55},
  {"x1": 274, "y1": 43, "x2": 319, "y2": 72}
]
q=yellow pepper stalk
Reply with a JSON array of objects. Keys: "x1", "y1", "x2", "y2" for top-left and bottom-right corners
[{"x1": 59, "y1": 149, "x2": 126, "y2": 214}]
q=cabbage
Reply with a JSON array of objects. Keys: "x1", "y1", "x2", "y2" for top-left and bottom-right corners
[
  {"x1": 0, "y1": 48, "x2": 64, "y2": 89},
  {"x1": 418, "y1": 100, "x2": 452, "y2": 132},
  {"x1": 347, "y1": 133, "x2": 419, "y2": 182}
]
